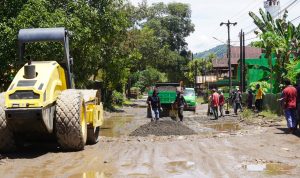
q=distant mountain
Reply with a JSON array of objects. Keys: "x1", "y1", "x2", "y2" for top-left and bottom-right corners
[{"x1": 194, "y1": 44, "x2": 227, "y2": 59}]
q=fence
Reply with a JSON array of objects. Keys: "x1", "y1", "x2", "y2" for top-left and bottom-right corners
[{"x1": 242, "y1": 93, "x2": 283, "y2": 115}]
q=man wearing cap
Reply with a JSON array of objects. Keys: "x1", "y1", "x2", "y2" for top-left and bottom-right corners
[
  {"x1": 232, "y1": 87, "x2": 243, "y2": 115},
  {"x1": 147, "y1": 88, "x2": 162, "y2": 122},
  {"x1": 174, "y1": 92, "x2": 187, "y2": 122}
]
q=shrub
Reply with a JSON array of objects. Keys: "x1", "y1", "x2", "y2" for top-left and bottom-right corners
[
  {"x1": 112, "y1": 91, "x2": 124, "y2": 105},
  {"x1": 249, "y1": 81, "x2": 271, "y2": 93}
]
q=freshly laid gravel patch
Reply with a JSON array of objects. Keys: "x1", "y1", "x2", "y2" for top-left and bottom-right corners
[{"x1": 129, "y1": 120, "x2": 196, "y2": 137}]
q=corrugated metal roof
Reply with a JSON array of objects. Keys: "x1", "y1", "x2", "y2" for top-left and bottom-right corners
[{"x1": 212, "y1": 46, "x2": 262, "y2": 68}]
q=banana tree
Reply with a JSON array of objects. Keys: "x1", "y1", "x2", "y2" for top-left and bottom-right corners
[{"x1": 249, "y1": 9, "x2": 300, "y2": 93}]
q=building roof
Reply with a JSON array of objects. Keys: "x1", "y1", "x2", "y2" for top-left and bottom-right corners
[{"x1": 212, "y1": 46, "x2": 262, "y2": 68}]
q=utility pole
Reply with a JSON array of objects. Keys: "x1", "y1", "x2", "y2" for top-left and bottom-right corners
[
  {"x1": 239, "y1": 30, "x2": 243, "y2": 92},
  {"x1": 242, "y1": 31, "x2": 246, "y2": 92},
  {"x1": 192, "y1": 53, "x2": 196, "y2": 89},
  {"x1": 220, "y1": 20, "x2": 237, "y2": 93}
]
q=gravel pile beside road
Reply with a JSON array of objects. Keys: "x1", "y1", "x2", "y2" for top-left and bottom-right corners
[{"x1": 129, "y1": 120, "x2": 196, "y2": 137}]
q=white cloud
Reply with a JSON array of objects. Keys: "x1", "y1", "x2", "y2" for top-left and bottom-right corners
[{"x1": 129, "y1": 0, "x2": 300, "y2": 52}]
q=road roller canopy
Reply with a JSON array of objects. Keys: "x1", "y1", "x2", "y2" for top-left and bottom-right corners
[{"x1": 18, "y1": 27, "x2": 73, "y2": 88}]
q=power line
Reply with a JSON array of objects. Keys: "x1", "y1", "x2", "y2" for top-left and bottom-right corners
[
  {"x1": 238, "y1": 0, "x2": 298, "y2": 34},
  {"x1": 229, "y1": 0, "x2": 262, "y2": 21},
  {"x1": 210, "y1": 0, "x2": 262, "y2": 38},
  {"x1": 216, "y1": 0, "x2": 299, "y2": 43},
  {"x1": 232, "y1": 36, "x2": 258, "y2": 43},
  {"x1": 235, "y1": 15, "x2": 300, "y2": 44},
  {"x1": 245, "y1": 0, "x2": 299, "y2": 36},
  {"x1": 291, "y1": 15, "x2": 300, "y2": 22}
]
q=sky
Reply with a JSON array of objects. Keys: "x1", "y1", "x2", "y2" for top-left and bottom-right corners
[{"x1": 129, "y1": 0, "x2": 300, "y2": 52}]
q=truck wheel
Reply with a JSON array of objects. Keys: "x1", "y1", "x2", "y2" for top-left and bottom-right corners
[
  {"x1": 147, "y1": 107, "x2": 152, "y2": 118},
  {"x1": 55, "y1": 90, "x2": 87, "y2": 151},
  {"x1": 0, "y1": 93, "x2": 16, "y2": 152},
  {"x1": 87, "y1": 126, "x2": 100, "y2": 144}
]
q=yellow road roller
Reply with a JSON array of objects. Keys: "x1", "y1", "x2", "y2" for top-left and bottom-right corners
[{"x1": 0, "y1": 28, "x2": 103, "y2": 152}]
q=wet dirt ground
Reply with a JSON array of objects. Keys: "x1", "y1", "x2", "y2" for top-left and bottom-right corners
[{"x1": 1, "y1": 98, "x2": 300, "y2": 178}]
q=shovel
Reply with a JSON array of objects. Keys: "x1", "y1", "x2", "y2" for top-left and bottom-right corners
[{"x1": 225, "y1": 99, "x2": 230, "y2": 114}]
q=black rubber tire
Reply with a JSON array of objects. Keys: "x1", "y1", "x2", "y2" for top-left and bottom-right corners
[
  {"x1": 0, "y1": 93, "x2": 16, "y2": 152},
  {"x1": 55, "y1": 90, "x2": 87, "y2": 151},
  {"x1": 147, "y1": 107, "x2": 151, "y2": 118},
  {"x1": 87, "y1": 126, "x2": 100, "y2": 144}
]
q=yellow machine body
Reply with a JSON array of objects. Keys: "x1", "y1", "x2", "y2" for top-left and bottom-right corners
[
  {"x1": 6, "y1": 61, "x2": 67, "y2": 108},
  {"x1": 0, "y1": 28, "x2": 103, "y2": 151},
  {"x1": 4, "y1": 61, "x2": 103, "y2": 135}
]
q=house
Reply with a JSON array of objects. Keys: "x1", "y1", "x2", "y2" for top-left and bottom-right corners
[{"x1": 211, "y1": 46, "x2": 262, "y2": 86}]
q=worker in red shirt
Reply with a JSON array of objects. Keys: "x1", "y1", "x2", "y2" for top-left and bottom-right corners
[
  {"x1": 210, "y1": 89, "x2": 220, "y2": 120},
  {"x1": 218, "y1": 89, "x2": 225, "y2": 117},
  {"x1": 280, "y1": 79, "x2": 297, "y2": 133}
]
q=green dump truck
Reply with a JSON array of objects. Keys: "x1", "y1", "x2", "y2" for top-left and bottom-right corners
[{"x1": 147, "y1": 83, "x2": 179, "y2": 118}]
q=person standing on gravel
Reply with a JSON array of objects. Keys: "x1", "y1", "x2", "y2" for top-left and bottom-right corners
[
  {"x1": 147, "y1": 89, "x2": 162, "y2": 122},
  {"x1": 232, "y1": 87, "x2": 243, "y2": 115},
  {"x1": 296, "y1": 81, "x2": 300, "y2": 129},
  {"x1": 255, "y1": 84, "x2": 263, "y2": 112},
  {"x1": 279, "y1": 79, "x2": 297, "y2": 134},
  {"x1": 210, "y1": 89, "x2": 219, "y2": 120},
  {"x1": 174, "y1": 92, "x2": 187, "y2": 122},
  {"x1": 218, "y1": 89, "x2": 225, "y2": 117},
  {"x1": 247, "y1": 89, "x2": 254, "y2": 109}
]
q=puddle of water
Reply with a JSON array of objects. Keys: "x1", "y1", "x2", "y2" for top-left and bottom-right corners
[
  {"x1": 166, "y1": 161, "x2": 195, "y2": 174},
  {"x1": 245, "y1": 163, "x2": 295, "y2": 175},
  {"x1": 127, "y1": 173, "x2": 150, "y2": 177},
  {"x1": 136, "y1": 105, "x2": 147, "y2": 108},
  {"x1": 69, "y1": 171, "x2": 112, "y2": 178},
  {"x1": 246, "y1": 164, "x2": 266, "y2": 172},
  {"x1": 100, "y1": 116, "x2": 133, "y2": 137},
  {"x1": 206, "y1": 122, "x2": 240, "y2": 132}
]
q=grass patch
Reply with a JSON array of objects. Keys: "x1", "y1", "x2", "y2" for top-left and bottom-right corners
[
  {"x1": 241, "y1": 108, "x2": 283, "y2": 125},
  {"x1": 241, "y1": 109, "x2": 252, "y2": 119},
  {"x1": 259, "y1": 110, "x2": 279, "y2": 118},
  {"x1": 123, "y1": 99, "x2": 133, "y2": 106}
]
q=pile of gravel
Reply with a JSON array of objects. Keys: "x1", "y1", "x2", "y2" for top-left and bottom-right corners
[{"x1": 129, "y1": 120, "x2": 196, "y2": 137}]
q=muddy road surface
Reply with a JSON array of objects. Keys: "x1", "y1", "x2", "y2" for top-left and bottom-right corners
[{"x1": 0, "y1": 99, "x2": 300, "y2": 178}]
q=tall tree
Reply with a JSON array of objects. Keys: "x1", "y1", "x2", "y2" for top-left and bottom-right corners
[{"x1": 145, "y1": 2, "x2": 195, "y2": 52}]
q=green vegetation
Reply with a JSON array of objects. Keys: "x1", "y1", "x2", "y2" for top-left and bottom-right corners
[
  {"x1": 194, "y1": 44, "x2": 227, "y2": 59},
  {"x1": 130, "y1": 67, "x2": 167, "y2": 92},
  {"x1": 249, "y1": 81, "x2": 271, "y2": 93},
  {"x1": 185, "y1": 54, "x2": 214, "y2": 83},
  {"x1": 249, "y1": 9, "x2": 300, "y2": 93},
  {"x1": 241, "y1": 109, "x2": 282, "y2": 125},
  {"x1": 0, "y1": 0, "x2": 196, "y2": 106},
  {"x1": 112, "y1": 91, "x2": 124, "y2": 105},
  {"x1": 259, "y1": 110, "x2": 279, "y2": 118},
  {"x1": 241, "y1": 109, "x2": 252, "y2": 119}
]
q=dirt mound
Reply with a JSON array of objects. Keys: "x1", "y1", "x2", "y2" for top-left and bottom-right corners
[{"x1": 129, "y1": 120, "x2": 196, "y2": 137}]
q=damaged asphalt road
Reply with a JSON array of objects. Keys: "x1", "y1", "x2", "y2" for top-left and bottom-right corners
[{"x1": 0, "y1": 99, "x2": 300, "y2": 178}]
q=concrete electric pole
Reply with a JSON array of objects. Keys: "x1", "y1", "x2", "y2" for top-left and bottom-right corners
[{"x1": 220, "y1": 20, "x2": 237, "y2": 93}]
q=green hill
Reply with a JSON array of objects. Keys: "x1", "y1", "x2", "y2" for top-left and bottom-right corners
[{"x1": 194, "y1": 44, "x2": 227, "y2": 59}]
